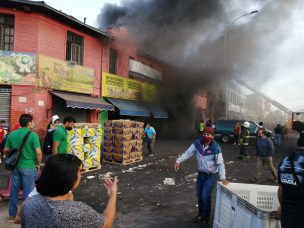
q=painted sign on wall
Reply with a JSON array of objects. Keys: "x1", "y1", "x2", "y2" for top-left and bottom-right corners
[
  {"x1": 38, "y1": 55, "x2": 94, "y2": 94},
  {"x1": 102, "y1": 72, "x2": 157, "y2": 101},
  {"x1": 142, "y1": 83, "x2": 158, "y2": 102},
  {"x1": 0, "y1": 51, "x2": 37, "y2": 85},
  {"x1": 102, "y1": 72, "x2": 143, "y2": 100}
]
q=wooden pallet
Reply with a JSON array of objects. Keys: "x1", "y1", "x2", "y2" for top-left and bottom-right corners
[
  {"x1": 103, "y1": 156, "x2": 143, "y2": 165},
  {"x1": 81, "y1": 164, "x2": 101, "y2": 174}
]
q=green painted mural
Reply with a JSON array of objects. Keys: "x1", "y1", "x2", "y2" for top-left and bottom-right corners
[{"x1": 0, "y1": 51, "x2": 37, "y2": 85}]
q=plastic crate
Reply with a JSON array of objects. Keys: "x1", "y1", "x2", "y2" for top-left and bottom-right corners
[{"x1": 213, "y1": 182, "x2": 281, "y2": 228}]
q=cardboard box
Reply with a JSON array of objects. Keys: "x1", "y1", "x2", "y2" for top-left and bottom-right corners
[
  {"x1": 104, "y1": 120, "x2": 112, "y2": 127},
  {"x1": 136, "y1": 122, "x2": 144, "y2": 128},
  {"x1": 113, "y1": 120, "x2": 132, "y2": 128},
  {"x1": 104, "y1": 140, "x2": 113, "y2": 147},
  {"x1": 115, "y1": 133, "x2": 132, "y2": 141},
  {"x1": 114, "y1": 146, "x2": 132, "y2": 154},
  {"x1": 104, "y1": 133, "x2": 114, "y2": 140},
  {"x1": 104, "y1": 127, "x2": 113, "y2": 134},
  {"x1": 113, "y1": 153, "x2": 130, "y2": 162},
  {"x1": 103, "y1": 152, "x2": 112, "y2": 161}
]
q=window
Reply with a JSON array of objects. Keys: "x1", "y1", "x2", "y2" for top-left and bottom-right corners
[
  {"x1": 66, "y1": 31, "x2": 83, "y2": 65},
  {"x1": 109, "y1": 48, "x2": 117, "y2": 74},
  {"x1": 218, "y1": 121, "x2": 236, "y2": 129},
  {"x1": 0, "y1": 14, "x2": 14, "y2": 51},
  {"x1": 249, "y1": 122, "x2": 258, "y2": 132}
]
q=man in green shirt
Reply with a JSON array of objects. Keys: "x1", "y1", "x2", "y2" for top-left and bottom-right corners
[
  {"x1": 4, "y1": 114, "x2": 42, "y2": 222},
  {"x1": 53, "y1": 116, "x2": 76, "y2": 154}
]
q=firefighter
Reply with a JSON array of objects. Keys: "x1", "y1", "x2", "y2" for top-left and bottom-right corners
[{"x1": 237, "y1": 121, "x2": 250, "y2": 160}]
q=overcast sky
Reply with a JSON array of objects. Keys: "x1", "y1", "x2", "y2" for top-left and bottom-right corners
[
  {"x1": 44, "y1": 0, "x2": 304, "y2": 111},
  {"x1": 44, "y1": 0, "x2": 121, "y2": 27}
]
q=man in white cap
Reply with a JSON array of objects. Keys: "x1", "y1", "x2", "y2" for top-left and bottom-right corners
[
  {"x1": 48, "y1": 115, "x2": 60, "y2": 131},
  {"x1": 43, "y1": 115, "x2": 60, "y2": 156}
]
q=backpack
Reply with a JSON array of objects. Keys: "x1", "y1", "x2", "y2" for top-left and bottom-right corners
[{"x1": 43, "y1": 130, "x2": 54, "y2": 155}]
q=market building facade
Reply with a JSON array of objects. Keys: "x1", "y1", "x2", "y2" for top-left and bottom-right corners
[
  {"x1": 101, "y1": 27, "x2": 169, "y2": 123},
  {"x1": 0, "y1": 1, "x2": 172, "y2": 139},
  {"x1": 0, "y1": 0, "x2": 115, "y2": 138},
  {"x1": 207, "y1": 79, "x2": 290, "y2": 128}
]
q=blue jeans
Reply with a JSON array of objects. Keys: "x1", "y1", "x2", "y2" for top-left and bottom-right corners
[
  {"x1": 9, "y1": 168, "x2": 37, "y2": 217},
  {"x1": 196, "y1": 173, "x2": 218, "y2": 219},
  {"x1": 274, "y1": 134, "x2": 281, "y2": 146}
]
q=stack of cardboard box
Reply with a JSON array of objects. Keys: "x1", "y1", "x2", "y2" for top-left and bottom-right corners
[
  {"x1": 103, "y1": 120, "x2": 144, "y2": 164},
  {"x1": 67, "y1": 124, "x2": 102, "y2": 170}
]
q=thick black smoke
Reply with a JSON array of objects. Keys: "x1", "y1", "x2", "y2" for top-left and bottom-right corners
[
  {"x1": 99, "y1": 0, "x2": 225, "y2": 66},
  {"x1": 98, "y1": 0, "x2": 299, "y2": 139}
]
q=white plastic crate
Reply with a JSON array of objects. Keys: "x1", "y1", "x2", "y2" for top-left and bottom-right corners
[{"x1": 213, "y1": 182, "x2": 281, "y2": 228}]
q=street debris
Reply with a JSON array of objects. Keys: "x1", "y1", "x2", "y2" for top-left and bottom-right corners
[
  {"x1": 167, "y1": 155, "x2": 176, "y2": 159},
  {"x1": 86, "y1": 175, "x2": 96, "y2": 179},
  {"x1": 98, "y1": 172, "x2": 114, "y2": 180},
  {"x1": 226, "y1": 161, "x2": 235, "y2": 165},
  {"x1": 124, "y1": 168, "x2": 135, "y2": 173},
  {"x1": 185, "y1": 173, "x2": 197, "y2": 183},
  {"x1": 121, "y1": 163, "x2": 153, "y2": 173},
  {"x1": 163, "y1": 178, "x2": 175, "y2": 185},
  {"x1": 153, "y1": 184, "x2": 162, "y2": 190}
]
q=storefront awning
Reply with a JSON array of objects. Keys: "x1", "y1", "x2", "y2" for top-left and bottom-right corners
[
  {"x1": 51, "y1": 91, "x2": 114, "y2": 111},
  {"x1": 149, "y1": 105, "x2": 169, "y2": 118},
  {"x1": 106, "y1": 98, "x2": 150, "y2": 116}
]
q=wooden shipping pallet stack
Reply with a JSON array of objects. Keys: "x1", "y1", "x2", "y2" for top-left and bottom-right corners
[
  {"x1": 67, "y1": 123, "x2": 102, "y2": 172},
  {"x1": 103, "y1": 120, "x2": 144, "y2": 165}
]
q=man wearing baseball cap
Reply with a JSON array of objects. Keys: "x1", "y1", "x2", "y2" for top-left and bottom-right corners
[{"x1": 174, "y1": 127, "x2": 228, "y2": 224}]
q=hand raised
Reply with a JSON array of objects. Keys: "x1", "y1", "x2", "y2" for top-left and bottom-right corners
[
  {"x1": 174, "y1": 162, "x2": 180, "y2": 172},
  {"x1": 104, "y1": 176, "x2": 118, "y2": 197}
]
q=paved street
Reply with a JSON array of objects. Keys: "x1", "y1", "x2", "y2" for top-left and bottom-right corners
[{"x1": 0, "y1": 133, "x2": 299, "y2": 228}]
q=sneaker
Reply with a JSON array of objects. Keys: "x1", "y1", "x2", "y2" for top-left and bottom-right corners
[
  {"x1": 149, "y1": 154, "x2": 154, "y2": 157},
  {"x1": 191, "y1": 215, "x2": 208, "y2": 224},
  {"x1": 8, "y1": 216, "x2": 15, "y2": 223},
  {"x1": 233, "y1": 143, "x2": 236, "y2": 145}
]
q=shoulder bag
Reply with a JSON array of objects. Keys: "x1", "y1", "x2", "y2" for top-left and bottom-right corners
[{"x1": 5, "y1": 131, "x2": 31, "y2": 171}]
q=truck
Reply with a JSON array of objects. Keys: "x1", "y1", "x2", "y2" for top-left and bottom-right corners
[{"x1": 292, "y1": 112, "x2": 304, "y2": 133}]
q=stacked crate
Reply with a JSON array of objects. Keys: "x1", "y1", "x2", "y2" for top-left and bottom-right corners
[
  {"x1": 103, "y1": 120, "x2": 114, "y2": 161},
  {"x1": 112, "y1": 120, "x2": 132, "y2": 162},
  {"x1": 67, "y1": 124, "x2": 102, "y2": 170},
  {"x1": 129, "y1": 121, "x2": 144, "y2": 160},
  {"x1": 103, "y1": 120, "x2": 144, "y2": 164}
]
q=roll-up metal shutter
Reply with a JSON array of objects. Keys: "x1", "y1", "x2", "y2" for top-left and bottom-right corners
[
  {"x1": 0, "y1": 87, "x2": 11, "y2": 127},
  {"x1": 52, "y1": 95, "x2": 88, "y2": 123}
]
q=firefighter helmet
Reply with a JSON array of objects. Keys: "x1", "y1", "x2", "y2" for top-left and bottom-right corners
[{"x1": 243, "y1": 121, "x2": 250, "y2": 128}]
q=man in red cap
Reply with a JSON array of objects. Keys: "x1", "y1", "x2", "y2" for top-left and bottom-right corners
[{"x1": 174, "y1": 127, "x2": 228, "y2": 224}]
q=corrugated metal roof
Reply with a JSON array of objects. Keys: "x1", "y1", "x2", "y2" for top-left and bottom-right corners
[{"x1": 52, "y1": 91, "x2": 115, "y2": 111}]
